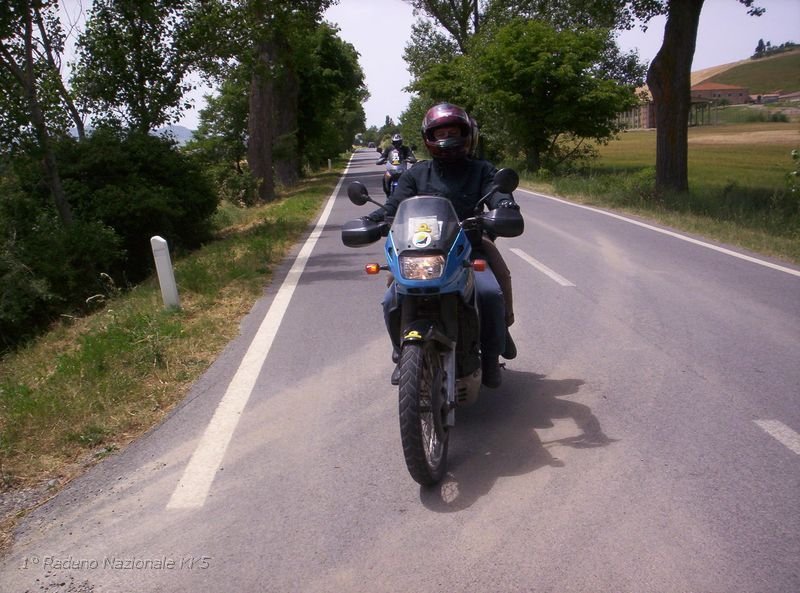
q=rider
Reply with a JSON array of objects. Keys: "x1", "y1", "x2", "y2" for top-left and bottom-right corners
[
  {"x1": 376, "y1": 133, "x2": 416, "y2": 197},
  {"x1": 365, "y1": 103, "x2": 520, "y2": 388}
]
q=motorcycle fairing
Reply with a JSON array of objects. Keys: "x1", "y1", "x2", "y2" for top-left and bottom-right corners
[
  {"x1": 386, "y1": 196, "x2": 472, "y2": 296},
  {"x1": 386, "y1": 149, "x2": 407, "y2": 174}
]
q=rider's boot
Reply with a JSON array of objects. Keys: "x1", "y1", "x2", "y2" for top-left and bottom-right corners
[
  {"x1": 502, "y1": 329, "x2": 517, "y2": 360},
  {"x1": 482, "y1": 355, "x2": 502, "y2": 388}
]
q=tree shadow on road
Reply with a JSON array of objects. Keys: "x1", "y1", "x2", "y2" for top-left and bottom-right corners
[{"x1": 419, "y1": 369, "x2": 615, "y2": 512}]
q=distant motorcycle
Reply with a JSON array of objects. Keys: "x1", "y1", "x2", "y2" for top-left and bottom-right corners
[
  {"x1": 377, "y1": 146, "x2": 415, "y2": 197},
  {"x1": 341, "y1": 168, "x2": 523, "y2": 485}
]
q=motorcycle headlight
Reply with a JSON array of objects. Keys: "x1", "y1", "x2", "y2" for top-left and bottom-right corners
[{"x1": 399, "y1": 254, "x2": 445, "y2": 280}]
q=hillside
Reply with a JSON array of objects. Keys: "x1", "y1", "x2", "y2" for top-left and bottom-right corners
[
  {"x1": 691, "y1": 61, "x2": 746, "y2": 86},
  {"x1": 698, "y1": 48, "x2": 800, "y2": 94},
  {"x1": 637, "y1": 50, "x2": 799, "y2": 101}
]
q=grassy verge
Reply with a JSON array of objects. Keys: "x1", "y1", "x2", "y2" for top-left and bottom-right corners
[
  {"x1": 519, "y1": 123, "x2": 800, "y2": 264},
  {"x1": 0, "y1": 162, "x2": 345, "y2": 550}
]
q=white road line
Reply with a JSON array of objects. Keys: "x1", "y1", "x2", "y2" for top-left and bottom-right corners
[
  {"x1": 754, "y1": 420, "x2": 800, "y2": 455},
  {"x1": 166, "y1": 156, "x2": 354, "y2": 510},
  {"x1": 509, "y1": 247, "x2": 575, "y2": 287},
  {"x1": 520, "y1": 189, "x2": 800, "y2": 278}
]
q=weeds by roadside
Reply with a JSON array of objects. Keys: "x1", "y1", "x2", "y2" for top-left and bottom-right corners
[{"x1": 0, "y1": 164, "x2": 344, "y2": 552}]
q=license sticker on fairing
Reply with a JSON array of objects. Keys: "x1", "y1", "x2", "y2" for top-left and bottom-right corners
[
  {"x1": 408, "y1": 216, "x2": 441, "y2": 248},
  {"x1": 412, "y1": 231, "x2": 432, "y2": 248}
]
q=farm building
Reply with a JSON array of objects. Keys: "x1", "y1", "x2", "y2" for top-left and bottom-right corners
[
  {"x1": 618, "y1": 80, "x2": 756, "y2": 129},
  {"x1": 690, "y1": 81, "x2": 750, "y2": 105}
]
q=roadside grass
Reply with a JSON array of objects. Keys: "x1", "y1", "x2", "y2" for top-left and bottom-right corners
[
  {"x1": 521, "y1": 123, "x2": 800, "y2": 264},
  {"x1": 0, "y1": 164, "x2": 343, "y2": 516}
]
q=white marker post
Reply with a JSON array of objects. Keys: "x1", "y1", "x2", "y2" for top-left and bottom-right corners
[{"x1": 150, "y1": 236, "x2": 180, "y2": 309}]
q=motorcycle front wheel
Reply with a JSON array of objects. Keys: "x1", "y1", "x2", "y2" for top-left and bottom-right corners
[{"x1": 398, "y1": 341, "x2": 449, "y2": 485}]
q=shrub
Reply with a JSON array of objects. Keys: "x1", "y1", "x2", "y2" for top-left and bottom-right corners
[
  {"x1": 53, "y1": 128, "x2": 219, "y2": 281},
  {"x1": 0, "y1": 207, "x2": 123, "y2": 348},
  {"x1": 1, "y1": 128, "x2": 219, "y2": 350}
]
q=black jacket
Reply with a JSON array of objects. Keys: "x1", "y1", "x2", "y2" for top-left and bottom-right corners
[{"x1": 369, "y1": 158, "x2": 516, "y2": 221}]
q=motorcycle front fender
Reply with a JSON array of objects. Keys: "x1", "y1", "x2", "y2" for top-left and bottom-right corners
[{"x1": 401, "y1": 320, "x2": 455, "y2": 351}]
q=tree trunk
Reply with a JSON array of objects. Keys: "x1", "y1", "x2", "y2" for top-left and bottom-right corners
[
  {"x1": 248, "y1": 40, "x2": 275, "y2": 203},
  {"x1": 32, "y1": 4, "x2": 85, "y2": 140},
  {"x1": 646, "y1": 0, "x2": 704, "y2": 194},
  {"x1": 525, "y1": 147, "x2": 541, "y2": 172},
  {"x1": 1, "y1": 6, "x2": 74, "y2": 226},
  {"x1": 31, "y1": 102, "x2": 73, "y2": 226},
  {"x1": 273, "y1": 45, "x2": 299, "y2": 187}
]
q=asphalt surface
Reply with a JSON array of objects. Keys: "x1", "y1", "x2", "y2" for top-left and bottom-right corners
[{"x1": 1, "y1": 149, "x2": 798, "y2": 593}]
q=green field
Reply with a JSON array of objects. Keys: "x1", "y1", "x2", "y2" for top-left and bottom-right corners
[
  {"x1": 596, "y1": 123, "x2": 798, "y2": 190},
  {"x1": 525, "y1": 122, "x2": 800, "y2": 264}
]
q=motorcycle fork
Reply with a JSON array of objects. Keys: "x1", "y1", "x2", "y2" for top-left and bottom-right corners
[{"x1": 400, "y1": 295, "x2": 458, "y2": 426}]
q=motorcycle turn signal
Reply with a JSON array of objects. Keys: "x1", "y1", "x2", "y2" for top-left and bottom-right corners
[
  {"x1": 365, "y1": 263, "x2": 385, "y2": 274},
  {"x1": 472, "y1": 259, "x2": 487, "y2": 272}
]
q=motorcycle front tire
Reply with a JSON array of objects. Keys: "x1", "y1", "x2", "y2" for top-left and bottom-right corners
[{"x1": 398, "y1": 341, "x2": 449, "y2": 485}]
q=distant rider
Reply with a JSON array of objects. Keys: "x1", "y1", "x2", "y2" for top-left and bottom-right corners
[{"x1": 376, "y1": 133, "x2": 416, "y2": 197}]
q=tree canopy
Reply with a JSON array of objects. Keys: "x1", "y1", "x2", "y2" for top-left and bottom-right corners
[
  {"x1": 403, "y1": 1, "x2": 645, "y2": 170},
  {"x1": 72, "y1": 0, "x2": 194, "y2": 132}
]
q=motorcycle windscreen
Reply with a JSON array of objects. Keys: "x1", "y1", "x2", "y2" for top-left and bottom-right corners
[
  {"x1": 386, "y1": 149, "x2": 407, "y2": 174},
  {"x1": 390, "y1": 196, "x2": 460, "y2": 252}
]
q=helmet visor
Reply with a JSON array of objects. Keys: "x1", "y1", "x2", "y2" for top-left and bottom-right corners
[{"x1": 432, "y1": 126, "x2": 462, "y2": 140}]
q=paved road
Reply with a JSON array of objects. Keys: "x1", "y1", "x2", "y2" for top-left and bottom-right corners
[{"x1": 2, "y1": 149, "x2": 798, "y2": 593}]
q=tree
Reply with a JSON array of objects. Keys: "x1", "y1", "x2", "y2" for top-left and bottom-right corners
[
  {"x1": 405, "y1": 0, "x2": 645, "y2": 169},
  {"x1": 405, "y1": 0, "x2": 481, "y2": 54},
  {"x1": 644, "y1": 0, "x2": 702, "y2": 194},
  {"x1": 404, "y1": 0, "x2": 645, "y2": 72},
  {"x1": 296, "y1": 23, "x2": 368, "y2": 168},
  {"x1": 409, "y1": 0, "x2": 765, "y2": 194},
  {"x1": 413, "y1": 19, "x2": 640, "y2": 170},
  {"x1": 72, "y1": 0, "x2": 195, "y2": 133},
  {"x1": 641, "y1": 0, "x2": 763, "y2": 193},
  {"x1": 0, "y1": 0, "x2": 73, "y2": 225},
  {"x1": 185, "y1": 0, "x2": 337, "y2": 202},
  {"x1": 404, "y1": 19, "x2": 460, "y2": 82},
  {"x1": 184, "y1": 74, "x2": 258, "y2": 204}
]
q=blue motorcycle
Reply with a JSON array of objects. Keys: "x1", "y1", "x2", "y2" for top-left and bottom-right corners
[{"x1": 341, "y1": 169, "x2": 523, "y2": 485}]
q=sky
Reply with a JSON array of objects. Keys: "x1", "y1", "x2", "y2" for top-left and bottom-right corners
[{"x1": 59, "y1": 0, "x2": 799, "y2": 131}]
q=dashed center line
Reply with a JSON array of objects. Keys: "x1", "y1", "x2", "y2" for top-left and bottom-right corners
[
  {"x1": 754, "y1": 420, "x2": 800, "y2": 455},
  {"x1": 509, "y1": 247, "x2": 575, "y2": 287}
]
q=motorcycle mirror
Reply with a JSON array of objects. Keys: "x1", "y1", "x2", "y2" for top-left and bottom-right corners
[
  {"x1": 347, "y1": 181, "x2": 370, "y2": 206},
  {"x1": 376, "y1": 147, "x2": 382, "y2": 153},
  {"x1": 410, "y1": 145, "x2": 417, "y2": 151},
  {"x1": 473, "y1": 167, "x2": 520, "y2": 214},
  {"x1": 493, "y1": 168, "x2": 519, "y2": 194}
]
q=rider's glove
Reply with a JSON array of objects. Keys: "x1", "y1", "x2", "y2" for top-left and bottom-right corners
[
  {"x1": 496, "y1": 199, "x2": 520, "y2": 211},
  {"x1": 361, "y1": 213, "x2": 383, "y2": 224},
  {"x1": 376, "y1": 158, "x2": 386, "y2": 165}
]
